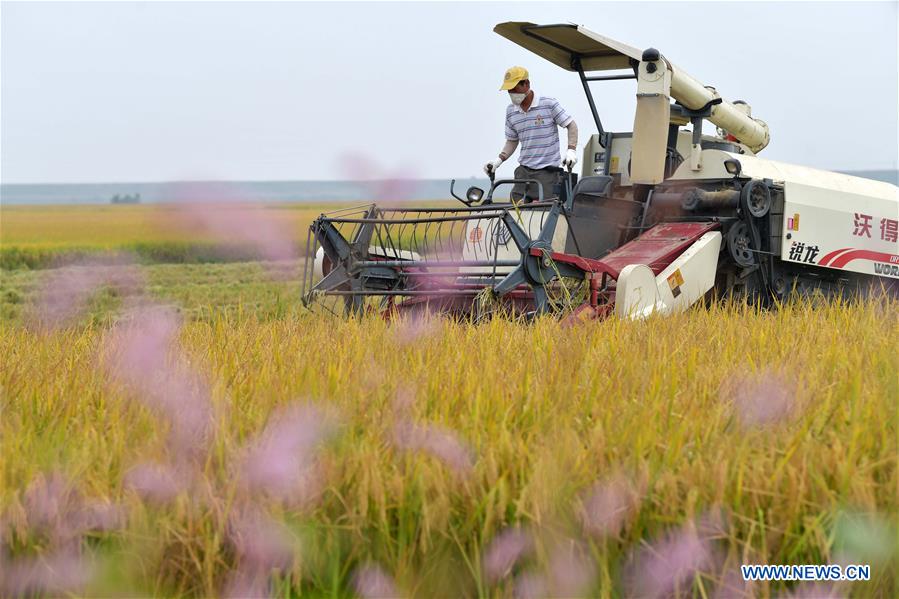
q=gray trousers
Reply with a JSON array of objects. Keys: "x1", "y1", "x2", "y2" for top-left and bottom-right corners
[{"x1": 511, "y1": 165, "x2": 561, "y2": 202}]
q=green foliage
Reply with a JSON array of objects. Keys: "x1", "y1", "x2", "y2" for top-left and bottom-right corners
[{"x1": 0, "y1": 242, "x2": 289, "y2": 270}]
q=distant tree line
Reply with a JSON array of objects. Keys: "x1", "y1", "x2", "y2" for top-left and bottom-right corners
[{"x1": 111, "y1": 193, "x2": 141, "y2": 204}]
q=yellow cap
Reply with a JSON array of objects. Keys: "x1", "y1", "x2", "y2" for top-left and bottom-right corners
[{"x1": 500, "y1": 66, "x2": 529, "y2": 91}]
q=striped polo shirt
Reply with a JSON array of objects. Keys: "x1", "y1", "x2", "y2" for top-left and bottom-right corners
[{"x1": 504, "y1": 94, "x2": 573, "y2": 169}]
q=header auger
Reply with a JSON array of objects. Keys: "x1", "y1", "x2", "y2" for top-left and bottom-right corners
[{"x1": 302, "y1": 22, "x2": 899, "y2": 320}]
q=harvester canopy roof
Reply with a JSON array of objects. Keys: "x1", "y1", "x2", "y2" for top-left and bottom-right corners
[{"x1": 493, "y1": 22, "x2": 643, "y2": 72}]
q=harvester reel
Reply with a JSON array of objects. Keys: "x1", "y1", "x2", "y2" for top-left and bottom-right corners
[
  {"x1": 492, "y1": 205, "x2": 574, "y2": 314},
  {"x1": 727, "y1": 222, "x2": 755, "y2": 267},
  {"x1": 742, "y1": 180, "x2": 771, "y2": 218}
]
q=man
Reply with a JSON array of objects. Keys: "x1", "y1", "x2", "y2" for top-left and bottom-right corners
[{"x1": 484, "y1": 66, "x2": 578, "y2": 201}]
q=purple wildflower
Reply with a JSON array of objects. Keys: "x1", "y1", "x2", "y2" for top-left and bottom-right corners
[
  {"x1": 74, "y1": 500, "x2": 126, "y2": 533},
  {"x1": 725, "y1": 369, "x2": 797, "y2": 428},
  {"x1": 222, "y1": 569, "x2": 270, "y2": 599},
  {"x1": 227, "y1": 509, "x2": 295, "y2": 573},
  {"x1": 482, "y1": 527, "x2": 535, "y2": 583},
  {"x1": 22, "y1": 472, "x2": 73, "y2": 532},
  {"x1": 512, "y1": 572, "x2": 547, "y2": 599},
  {"x1": 351, "y1": 562, "x2": 401, "y2": 598},
  {"x1": 103, "y1": 304, "x2": 213, "y2": 457},
  {"x1": 392, "y1": 385, "x2": 416, "y2": 416},
  {"x1": 547, "y1": 537, "x2": 595, "y2": 596},
  {"x1": 713, "y1": 567, "x2": 754, "y2": 599},
  {"x1": 578, "y1": 473, "x2": 642, "y2": 538},
  {"x1": 169, "y1": 190, "x2": 298, "y2": 264},
  {"x1": 0, "y1": 549, "x2": 93, "y2": 598},
  {"x1": 338, "y1": 152, "x2": 421, "y2": 207},
  {"x1": 123, "y1": 462, "x2": 184, "y2": 505},
  {"x1": 624, "y1": 521, "x2": 718, "y2": 598},
  {"x1": 392, "y1": 313, "x2": 441, "y2": 346},
  {"x1": 239, "y1": 404, "x2": 336, "y2": 505},
  {"x1": 392, "y1": 420, "x2": 474, "y2": 475},
  {"x1": 28, "y1": 258, "x2": 145, "y2": 330}
]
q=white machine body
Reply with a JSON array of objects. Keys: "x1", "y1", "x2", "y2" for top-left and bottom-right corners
[
  {"x1": 781, "y1": 182, "x2": 899, "y2": 278},
  {"x1": 673, "y1": 149, "x2": 899, "y2": 279},
  {"x1": 615, "y1": 232, "x2": 722, "y2": 319},
  {"x1": 460, "y1": 208, "x2": 568, "y2": 274}
]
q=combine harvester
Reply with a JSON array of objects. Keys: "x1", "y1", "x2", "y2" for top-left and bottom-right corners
[{"x1": 302, "y1": 22, "x2": 898, "y2": 320}]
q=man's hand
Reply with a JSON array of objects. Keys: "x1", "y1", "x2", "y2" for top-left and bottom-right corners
[
  {"x1": 483, "y1": 158, "x2": 503, "y2": 176},
  {"x1": 562, "y1": 149, "x2": 578, "y2": 170}
]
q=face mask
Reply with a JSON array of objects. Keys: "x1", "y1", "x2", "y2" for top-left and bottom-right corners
[{"x1": 509, "y1": 92, "x2": 526, "y2": 105}]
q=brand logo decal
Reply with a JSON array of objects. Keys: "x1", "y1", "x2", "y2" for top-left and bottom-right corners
[
  {"x1": 492, "y1": 224, "x2": 512, "y2": 246},
  {"x1": 873, "y1": 262, "x2": 899, "y2": 277}
]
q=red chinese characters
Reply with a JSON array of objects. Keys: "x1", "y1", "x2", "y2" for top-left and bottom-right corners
[
  {"x1": 852, "y1": 213, "x2": 872, "y2": 238},
  {"x1": 880, "y1": 218, "x2": 898, "y2": 243},
  {"x1": 853, "y1": 214, "x2": 897, "y2": 243}
]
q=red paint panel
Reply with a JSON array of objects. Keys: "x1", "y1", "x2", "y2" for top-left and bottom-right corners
[
  {"x1": 597, "y1": 222, "x2": 720, "y2": 277},
  {"x1": 535, "y1": 222, "x2": 719, "y2": 279},
  {"x1": 531, "y1": 249, "x2": 613, "y2": 275},
  {"x1": 829, "y1": 249, "x2": 899, "y2": 269},
  {"x1": 817, "y1": 248, "x2": 851, "y2": 267}
]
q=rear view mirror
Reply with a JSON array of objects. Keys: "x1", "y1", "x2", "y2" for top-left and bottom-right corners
[{"x1": 466, "y1": 186, "x2": 485, "y2": 205}]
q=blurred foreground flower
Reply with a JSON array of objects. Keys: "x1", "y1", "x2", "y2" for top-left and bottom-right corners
[
  {"x1": 20, "y1": 471, "x2": 124, "y2": 545},
  {"x1": 0, "y1": 549, "x2": 93, "y2": 598},
  {"x1": 1, "y1": 472, "x2": 126, "y2": 597},
  {"x1": 239, "y1": 403, "x2": 338, "y2": 506},
  {"x1": 123, "y1": 462, "x2": 185, "y2": 506},
  {"x1": 339, "y1": 151, "x2": 421, "y2": 207},
  {"x1": 228, "y1": 508, "x2": 296, "y2": 573},
  {"x1": 578, "y1": 472, "x2": 644, "y2": 539},
  {"x1": 545, "y1": 537, "x2": 595, "y2": 597},
  {"x1": 223, "y1": 506, "x2": 298, "y2": 598},
  {"x1": 223, "y1": 569, "x2": 270, "y2": 599},
  {"x1": 713, "y1": 567, "x2": 754, "y2": 599},
  {"x1": 623, "y1": 519, "x2": 719, "y2": 598},
  {"x1": 391, "y1": 313, "x2": 442, "y2": 346},
  {"x1": 352, "y1": 562, "x2": 401, "y2": 599},
  {"x1": 393, "y1": 420, "x2": 474, "y2": 476},
  {"x1": 512, "y1": 571, "x2": 547, "y2": 599},
  {"x1": 28, "y1": 258, "x2": 145, "y2": 330},
  {"x1": 482, "y1": 526, "x2": 535, "y2": 583},
  {"x1": 725, "y1": 368, "x2": 797, "y2": 428},
  {"x1": 486, "y1": 531, "x2": 594, "y2": 596},
  {"x1": 22, "y1": 471, "x2": 77, "y2": 541},
  {"x1": 223, "y1": 508, "x2": 298, "y2": 599},
  {"x1": 74, "y1": 500, "x2": 126, "y2": 534},
  {"x1": 167, "y1": 184, "x2": 298, "y2": 265},
  {"x1": 102, "y1": 304, "x2": 214, "y2": 458}
]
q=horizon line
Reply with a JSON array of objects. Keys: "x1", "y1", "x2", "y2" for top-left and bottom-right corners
[{"x1": 2, "y1": 168, "x2": 897, "y2": 187}]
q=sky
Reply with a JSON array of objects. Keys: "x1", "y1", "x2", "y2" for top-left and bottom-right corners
[{"x1": 1, "y1": 1, "x2": 897, "y2": 184}]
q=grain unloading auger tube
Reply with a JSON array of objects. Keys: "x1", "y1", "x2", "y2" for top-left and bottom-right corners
[{"x1": 301, "y1": 21, "x2": 899, "y2": 320}]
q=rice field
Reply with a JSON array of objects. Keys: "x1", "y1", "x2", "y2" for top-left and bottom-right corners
[
  {"x1": 1, "y1": 203, "x2": 896, "y2": 598},
  {"x1": 0, "y1": 204, "x2": 335, "y2": 248},
  {"x1": 0, "y1": 204, "x2": 331, "y2": 270},
  {"x1": 0, "y1": 202, "x2": 453, "y2": 270}
]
